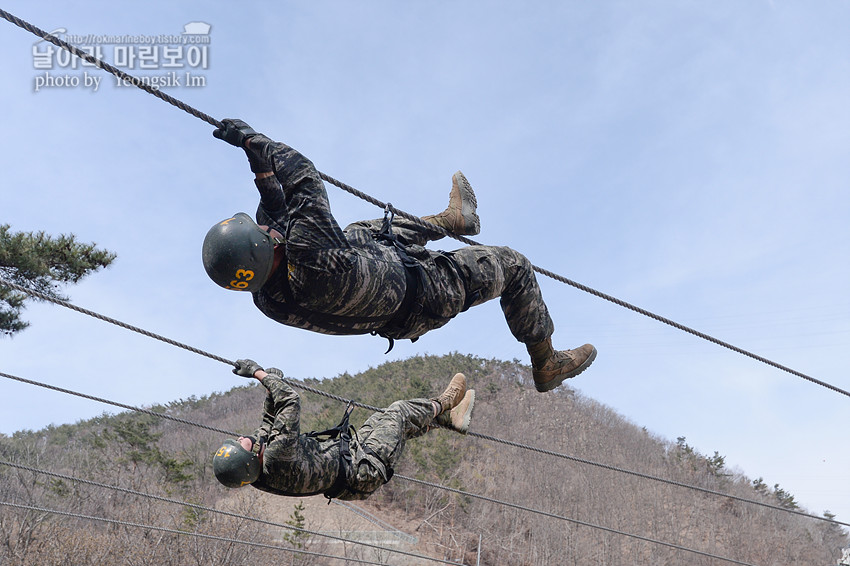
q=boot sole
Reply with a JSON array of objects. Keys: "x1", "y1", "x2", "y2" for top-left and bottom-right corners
[
  {"x1": 453, "y1": 171, "x2": 480, "y2": 236},
  {"x1": 453, "y1": 389, "x2": 475, "y2": 434},
  {"x1": 534, "y1": 347, "x2": 597, "y2": 393}
]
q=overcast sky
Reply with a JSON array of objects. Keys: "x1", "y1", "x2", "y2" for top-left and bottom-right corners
[{"x1": 2, "y1": 1, "x2": 849, "y2": 528}]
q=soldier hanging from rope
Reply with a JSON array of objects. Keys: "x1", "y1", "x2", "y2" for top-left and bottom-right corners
[
  {"x1": 203, "y1": 119, "x2": 596, "y2": 393},
  {"x1": 212, "y1": 359, "x2": 474, "y2": 499}
]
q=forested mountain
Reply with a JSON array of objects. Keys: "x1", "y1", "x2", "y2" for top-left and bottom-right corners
[{"x1": 0, "y1": 353, "x2": 846, "y2": 565}]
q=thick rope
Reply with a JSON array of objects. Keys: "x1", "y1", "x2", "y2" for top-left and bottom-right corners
[
  {"x1": 3, "y1": 270, "x2": 850, "y2": 526},
  {"x1": 0, "y1": 279, "x2": 233, "y2": 365},
  {"x1": 0, "y1": 501, "x2": 391, "y2": 566},
  {"x1": 0, "y1": 8, "x2": 843, "y2": 398},
  {"x1": 466, "y1": 429, "x2": 850, "y2": 527},
  {"x1": 0, "y1": 460, "x2": 459, "y2": 566},
  {"x1": 0, "y1": 278, "x2": 380, "y2": 413},
  {"x1": 0, "y1": 370, "x2": 236, "y2": 436}
]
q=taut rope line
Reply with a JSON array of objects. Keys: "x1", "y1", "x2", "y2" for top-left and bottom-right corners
[{"x1": 0, "y1": 8, "x2": 844, "y2": 399}]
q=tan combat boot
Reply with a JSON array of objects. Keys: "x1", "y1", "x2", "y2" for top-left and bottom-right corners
[
  {"x1": 433, "y1": 372, "x2": 467, "y2": 414},
  {"x1": 436, "y1": 389, "x2": 475, "y2": 435},
  {"x1": 421, "y1": 171, "x2": 481, "y2": 236},
  {"x1": 527, "y1": 338, "x2": 597, "y2": 392}
]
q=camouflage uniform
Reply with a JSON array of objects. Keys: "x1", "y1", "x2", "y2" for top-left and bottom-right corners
[
  {"x1": 248, "y1": 137, "x2": 555, "y2": 345},
  {"x1": 250, "y1": 371, "x2": 433, "y2": 500}
]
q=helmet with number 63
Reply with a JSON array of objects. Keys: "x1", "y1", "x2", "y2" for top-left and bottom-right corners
[
  {"x1": 202, "y1": 213, "x2": 280, "y2": 292},
  {"x1": 212, "y1": 439, "x2": 262, "y2": 488}
]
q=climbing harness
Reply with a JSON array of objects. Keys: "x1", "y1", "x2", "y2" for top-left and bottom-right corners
[
  {"x1": 255, "y1": 203, "x2": 448, "y2": 354},
  {"x1": 370, "y1": 204, "x2": 425, "y2": 353},
  {"x1": 308, "y1": 402, "x2": 356, "y2": 501},
  {"x1": 306, "y1": 402, "x2": 393, "y2": 501}
]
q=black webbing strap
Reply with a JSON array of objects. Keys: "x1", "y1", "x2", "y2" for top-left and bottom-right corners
[
  {"x1": 371, "y1": 205, "x2": 424, "y2": 353},
  {"x1": 306, "y1": 402, "x2": 355, "y2": 501}
]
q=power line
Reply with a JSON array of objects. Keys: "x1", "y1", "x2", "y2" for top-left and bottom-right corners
[
  {"x1": 0, "y1": 501, "x2": 395, "y2": 566},
  {"x1": 0, "y1": 8, "x2": 845, "y2": 399},
  {"x1": 0, "y1": 459, "x2": 460, "y2": 566}
]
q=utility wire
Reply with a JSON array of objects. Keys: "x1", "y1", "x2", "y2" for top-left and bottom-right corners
[
  {"x1": 0, "y1": 459, "x2": 460, "y2": 566},
  {"x1": 398, "y1": 475, "x2": 758, "y2": 566},
  {"x1": 0, "y1": 501, "x2": 395, "y2": 566},
  {"x1": 0, "y1": 8, "x2": 845, "y2": 398}
]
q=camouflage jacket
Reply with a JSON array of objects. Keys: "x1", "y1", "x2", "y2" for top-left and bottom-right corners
[
  {"x1": 249, "y1": 372, "x2": 389, "y2": 499},
  {"x1": 250, "y1": 372, "x2": 341, "y2": 497},
  {"x1": 246, "y1": 136, "x2": 468, "y2": 341}
]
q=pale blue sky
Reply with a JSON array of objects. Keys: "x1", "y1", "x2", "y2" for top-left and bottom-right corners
[{"x1": 2, "y1": 1, "x2": 849, "y2": 526}]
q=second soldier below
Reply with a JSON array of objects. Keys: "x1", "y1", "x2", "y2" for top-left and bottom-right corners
[{"x1": 212, "y1": 359, "x2": 475, "y2": 500}]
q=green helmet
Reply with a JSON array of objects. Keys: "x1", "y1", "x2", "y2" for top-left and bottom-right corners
[
  {"x1": 212, "y1": 439, "x2": 262, "y2": 488},
  {"x1": 202, "y1": 213, "x2": 280, "y2": 292}
]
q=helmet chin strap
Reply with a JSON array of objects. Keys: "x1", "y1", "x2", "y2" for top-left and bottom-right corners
[{"x1": 258, "y1": 224, "x2": 285, "y2": 246}]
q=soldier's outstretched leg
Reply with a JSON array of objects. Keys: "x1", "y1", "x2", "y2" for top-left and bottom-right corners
[
  {"x1": 421, "y1": 171, "x2": 480, "y2": 236},
  {"x1": 448, "y1": 244, "x2": 596, "y2": 392},
  {"x1": 432, "y1": 372, "x2": 475, "y2": 434},
  {"x1": 526, "y1": 338, "x2": 597, "y2": 393},
  {"x1": 345, "y1": 171, "x2": 481, "y2": 247},
  {"x1": 356, "y1": 399, "x2": 435, "y2": 471}
]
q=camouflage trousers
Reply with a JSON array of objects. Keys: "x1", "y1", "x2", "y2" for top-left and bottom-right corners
[
  {"x1": 346, "y1": 216, "x2": 555, "y2": 344},
  {"x1": 338, "y1": 399, "x2": 434, "y2": 500}
]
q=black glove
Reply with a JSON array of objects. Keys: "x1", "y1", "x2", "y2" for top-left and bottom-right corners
[
  {"x1": 213, "y1": 119, "x2": 273, "y2": 174},
  {"x1": 233, "y1": 358, "x2": 263, "y2": 378},
  {"x1": 213, "y1": 118, "x2": 258, "y2": 148}
]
